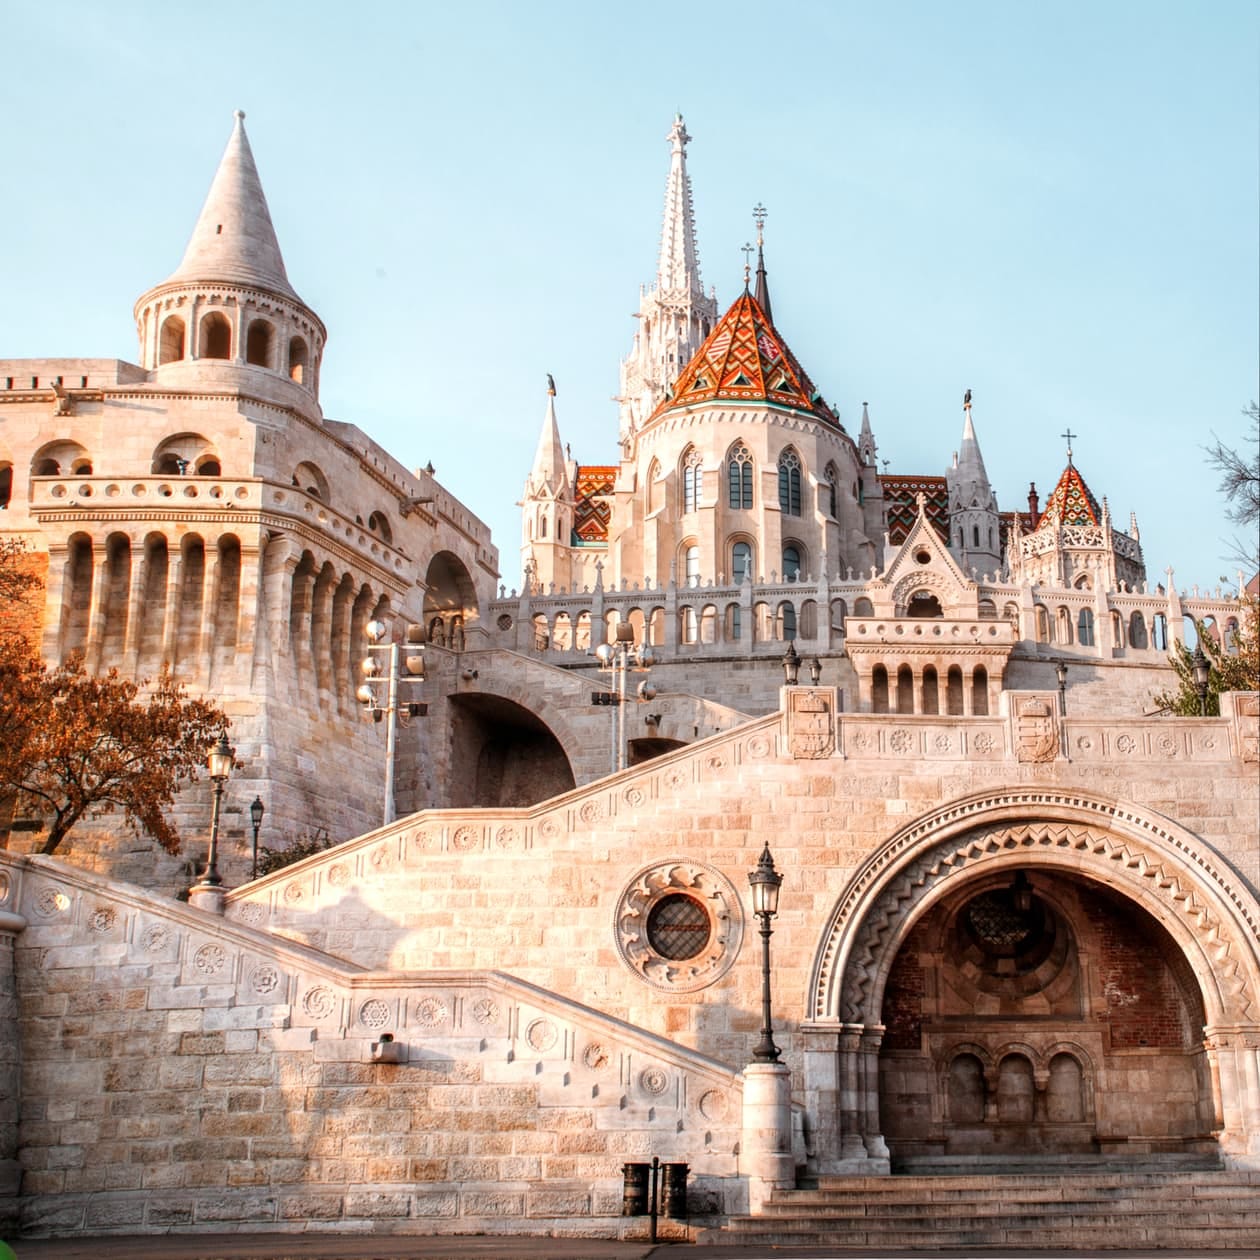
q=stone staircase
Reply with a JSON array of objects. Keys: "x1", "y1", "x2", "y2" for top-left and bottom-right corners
[{"x1": 703, "y1": 1161, "x2": 1260, "y2": 1249}]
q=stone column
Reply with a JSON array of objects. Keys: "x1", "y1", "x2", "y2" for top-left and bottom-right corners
[
  {"x1": 40, "y1": 541, "x2": 71, "y2": 661},
  {"x1": 161, "y1": 548, "x2": 185, "y2": 668},
  {"x1": 84, "y1": 539, "x2": 108, "y2": 673},
  {"x1": 198, "y1": 541, "x2": 223, "y2": 688},
  {"x1": 739, "y1": 1062, "x2": 793, "y2": 1214},
  {"x1": 1238, "y1": 1032, "x2": 1260, "y2": 1158},
  {"x1": 838, "y1": 1025, "x2": 868, "y2": 1161},
  {"x1": 801, "y1": 1023, "x2": 844, "y2": 1175},
  {"x1": 123, "y1": 545, "x2": 149, "y2": 677},
  {"x1": 859, "y1": 1025, "x2": 890, "y2": 1162},
  {"x1": 0, "y1": 907, "x2": 27, "y2": 1237}
]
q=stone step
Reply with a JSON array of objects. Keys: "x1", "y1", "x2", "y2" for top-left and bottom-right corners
[
  {"x1": 789, "y1": 1178, "x2": 1260, "y2": 1206},
  {"x1": 812, "y1": 1169, "x2": 1260, "y2": 1193},
  {"x1": 755, "y1": 1196, "x2": 1260, "y2": 1220},
  {"x1": 702, "y1": 1225, "x2": 1260, "y2": 1248}
]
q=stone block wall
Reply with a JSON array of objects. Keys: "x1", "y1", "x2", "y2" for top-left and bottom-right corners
[{"x1": 0, "y1": 855, "x2": 743, "y2": 1239}]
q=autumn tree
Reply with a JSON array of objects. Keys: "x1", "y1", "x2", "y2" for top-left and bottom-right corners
[
  {"x1": 1153, "y1": 602, "x2": 1260, "y2": 716},
  {"x1": 0, "y1": 638, "x2": 228, "y2": 856}
]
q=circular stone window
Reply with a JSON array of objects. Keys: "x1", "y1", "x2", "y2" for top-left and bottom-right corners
[
  {"x1": 952, "y1": 880, "x2": 1069, "y2": 997},
  {"x1": 615, "y1": 860, "x2": 744, "y2": 992},
  {"x1": 647, "y1": 893, "x2": 711, "y2": 960}
]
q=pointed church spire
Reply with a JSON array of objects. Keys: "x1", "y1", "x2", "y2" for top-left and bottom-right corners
[
  {"x1": 752, "y1": 203, "x2": 772, "y2": 323},
  {"x1": 956, "y1": 389, "x2": 990, "y2": 485},
  {"x1": 164, "y1": 110, "x2": 301, "y2": 301},
  {"x1": 858, "y1": 401, "x2": 878, "y2": 466},
  {"x1": 657, "y1": 114, "x2": 704, "y2": 298},
  {"x1": 528, "y1": 374, "x2": 568, "y2": 494}
]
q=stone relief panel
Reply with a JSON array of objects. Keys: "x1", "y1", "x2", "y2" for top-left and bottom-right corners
[
  {"x1": 788, "y1": 688, "x2": 835, "y2": 759},
  {"x1": 1014, "y1": 697, "x2": 1059, "y2": 763},
  {"x1": 613, "y1": 859, "x2": 744, "y2": 992}
]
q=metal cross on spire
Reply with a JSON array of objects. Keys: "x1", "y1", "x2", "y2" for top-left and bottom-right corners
[
  {"x1": 741, "y1": 241, "x2": 754, "y2": 288},
  {"x1": 753, "y1": 201, "x2": 767, "y2": 246},
  {"x1": 1061, "y1": 428, "x2": 1077, "y2": 463}
]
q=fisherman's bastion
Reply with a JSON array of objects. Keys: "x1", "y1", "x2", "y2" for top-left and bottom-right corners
[{"x1": 0, "y1": 112, "x2": 1256, "y2": 1247}]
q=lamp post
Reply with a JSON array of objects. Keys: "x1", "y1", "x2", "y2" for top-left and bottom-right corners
[
  {"x1": 781, "y1": 641, "x2": 801, "y2": 686},
  {"x1": 748, "y1": 843, "x2": 783, "y2": 1063},
  {"x1": 1191, "y1": 644, "x2": 1210, "y2": 716},
  {"x1": 200, "y1": 733, "x2": 235, "y2": 887},
  {"x1": 1055, "y1": 661, "x2": 1068, "y2": 715},
  {"x1": 807, "y1": 656, "x2": 822, "y2": 685},
  {"x1": 357, "y1": 620, "x2": 427, "y2": 825},
  {"x1": 593, "y1": 622, "x2": 656, "y2": 774},
  {"x1": 249, "y1": 796, "x2": 265, "y2": 881}
]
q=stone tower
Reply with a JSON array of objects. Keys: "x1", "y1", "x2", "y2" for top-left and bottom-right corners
[
  {"x1": 945, "y1": 392, "x2": 1001, "y2": 577},
  {"x1": 520, "y1": 377, "x2": 576, "y2": 591}
]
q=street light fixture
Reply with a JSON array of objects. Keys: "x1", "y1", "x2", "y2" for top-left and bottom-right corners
[
  {"x1": 782, "y1": 641, "x2": 801, "y2": 686},
  {"x1": 1055, "y1": 661, "x2": 1068, "y2": 715},
  {"x1": 807, "y1": 656, "x2": 822, "y2": 685},
  {"x1": 1191, "y1": 644, "x2": 1210, "y2": 716},
  {"x1": 357, "y1": 619, "x2": 427, "y2": 825},
  {"x1": 748, "y1": 843, "x2": 784, "y2": 1064},
  {"x1": 249, "y1": 796, "x2": 265, "y2": 881},
  {"x1": 200, "y1": 733, "x2": 235, "y2": 887},
  {"x1": 593, "y1": 623, "x2": 656, "y2": 773}
]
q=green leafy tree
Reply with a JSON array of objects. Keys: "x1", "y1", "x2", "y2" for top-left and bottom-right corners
[
  {"x1": 1154, "y1": 601, "x2": 1259, "y2": 715},
  {"x1": 0, "y1": 638, "x2": 228, "y2": 855}
]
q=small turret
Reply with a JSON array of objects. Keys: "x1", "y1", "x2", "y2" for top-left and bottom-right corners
[
  {"x1": 133, "y1": 111, "x2": 326, "y2": 408},
  {"x1": 521, "y1": 376, "x2": 574, "y2": 590},
  {"x1": 945, "y1": 390, "x2": 1001, "y2": 575}
]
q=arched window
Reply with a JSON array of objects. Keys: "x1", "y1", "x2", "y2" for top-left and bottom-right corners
[
  {"x1": 732, "y1": 540, "x2": 753, "y2": 583},
  {"x1": 293, "y1": 461, "x2": 330, "y2": 502},
  {"x1": 681, "y1": 447, "x2": 701, "y2": 514},
  {"x1": 922, "y1": 666, "x2": 939, "y2": 715},
  {"x1": 681, "y1": 605, "x2": 698, "y2": 644},
  {"x1": 539, "y1": 516, "x2": 547, "y2": 539},
  {"x1": 646, "y1": 458, "x2": 661, "y2": 515},
  {"x1": 196, "y1": 456, "x2": 221, "y2": 476},
  {"x1": 978, "y1": 599, "x2": 996, "y2": 619},
  {"x1": 727, "y1": 444, "x2": 753, "y2": 509},
  {"x1": 0, "y1": 463, "x2": 11, "y2": 509},
  {"x1": 778, "y1": 449, "x2": 802, "y2": 516},
  {"x1": 159, "y1": 316, "x2": 186, "y2": 364},
  {"x1": 725, "y1": 602, "x2": 742, "y2": 642},
  {"x1": 972, "y1": 665, "x2": 989, "y2": 715},
  {"x1": 896, "y1": 665, "x2": 914, "y2": 714},
  {"x1": 1035, "y1": 604, "x2": 1051, "y2": 643},
  {"x1": 245, "y1": 319, "x2": 273, "y2": 367},
  {"x1": 1153, "y1": 613, "x2": 1168, "y2": 651},
  {"x1": 1077, "y1": 608, "x2": 1095, "y2": 647},
  {"x1": 1057, "y1": 606, "x2": 1074, "y2": 645},
  {"x1": 199, "y1": 311, "x2": 231, "y2": 360},
  {"x1": 872, "y1": 665, "x2": 890, "y2": 714},
  {"x1": 972, "y1": 525, "x2": 980, "y2": 547},
  {"x1": 288, "y1": 336, "x2": 309, "y2": 384},
  {"x1": 367, "y1": 511, "x2": 393, "y2": 544},
  {"x1": 1129, "y1": 611, "x2": 1148, "y2": 649},
  {"x1": 684, "y1": 544, "x2": 700, "y2": 586},
  {"x1": 853, "y1": 597, "x2": 874, "y2": 618},
  {"x1": 782, "y1": 545, "x2": 801, "y2": 580},
  {"x1": 779, "y1": 601, "x2": 797, "y2": 641},
  {"x1": 946, "y1": 665, "x2": 964, "y2": 715},
  {"x1": 825, "y1": 462, "x2": 838, "y2": 518}
]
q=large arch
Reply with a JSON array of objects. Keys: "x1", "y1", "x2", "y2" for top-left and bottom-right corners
[
  {"x1": 423, "y1": 550, "x2": 480, "y2": 647},
  {"x1": 805, "y1": 787, "x2": 1260, "y2": 1170}
]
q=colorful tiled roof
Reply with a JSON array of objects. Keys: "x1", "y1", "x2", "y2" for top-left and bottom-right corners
[
  {"x1": 880, "y1": 475, "x2": 949, "y2": 545},
  {"x1": 573, "y1": 465, "x2": 616, "y2": 543},
  {"x1": 648, "y1": 289, "x2": 838, "y2": 426},
  {"x1": 1041, "y1": 462, "x2": 1102, "y2": 527}
]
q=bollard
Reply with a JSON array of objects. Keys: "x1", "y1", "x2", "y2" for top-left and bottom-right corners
[
  {"x1": 621, "y1": 1162, "x2": 649, "y2": 1216},
  {"x1": 662, "y1": 1161, "x2": 689, "y2": 1218}
]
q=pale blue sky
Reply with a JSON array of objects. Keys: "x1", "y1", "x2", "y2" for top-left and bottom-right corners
[{"x1": 3, "y1": 1, "x2": 1257, "y2": 589}]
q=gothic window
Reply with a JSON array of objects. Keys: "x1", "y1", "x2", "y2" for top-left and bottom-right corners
[
  {"x1": 681, "y1": 447, "x2": 701, "y2": 514},
  {"x1": 732, "y1": 540, "x2": 753, "y2": 583},
  {"x1": 778, "y1": 449, "x2": 802, "y2": 516},
  {"x1": 646, "y1": 458, "x2": 661, "y2": 514},
  {"x1": 681, "y1": 605, "x2": 698, "y2": 644},
  {"x1": 825, "y1": 462, "x2": 839, "y2": 518},
  {"x1": 1035, "y1": 604, "x2": 1051, "y2": 643},
  {"x1": 973, "y1": 525, "x2": 980, "y2": 547},
  {"x1": 1057, "y1": 606, "x2": 1074, "y2": 645},
  {"x1": 1077, "y1": 608, "x2": 1095, "y2": 647},
  {"x1": 725, "y1": 602, "x2": 742, "y2": 642},
  {"x1": 782, "y1": 545, "x2": 801, "y2": 580},
  {"x1": 727, "y1": 444, "x2": 753, "y2": 509},
  {"x1": 540, "y1": 516, "x2": 547, "y2": 539}
]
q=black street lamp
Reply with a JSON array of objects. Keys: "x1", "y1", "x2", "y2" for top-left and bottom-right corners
[
  {"x1": 201, "y1": 733, "x2": 235, "y2": 887},
  {"x1": 807, "y1": 657, "x2": 822, "y2": 685},
  {"x1": 748, "y1": 843, "x2": 784, "y2": 1063},
  {"x1": 1191, "y1": 644, "x2": 1211, "y2": 716},
  {"x1": 1055, "y1": 661, "x2": 1068, "y2": 715},
  {"x1": 781, "y1": 642, "x2": 801, "y2": 686},
  {"x1": 249, "y1": 796, "x2": 265, "y2": 880}
]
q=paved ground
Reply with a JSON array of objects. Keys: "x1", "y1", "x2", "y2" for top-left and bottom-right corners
[{"x1": 3, "y1": 1236, "x2": 1259, "y2": 1260}]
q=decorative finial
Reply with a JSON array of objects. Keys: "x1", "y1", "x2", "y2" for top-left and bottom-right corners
[
  {"x1": 546, "y1": 373, "x2": 556, "y2": 397},
  {"x1": 234, "y1": 109, "x2": 246, "y2": 121},
  {"x1": 1061, "y1": 428, "x2": 1076, "y2": 463},
  {"x1": 741, "y1": 241, "x2": 754, "y2": 288},
  {"x1": 753, "y1": 202, "x2": 767, "y2": 247},
  {"x1": 964, "y1": 388, "x2": 972, "y2": 410}
]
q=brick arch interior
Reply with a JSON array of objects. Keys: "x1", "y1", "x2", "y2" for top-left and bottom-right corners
[{"x1": 804, "y1": 790, "x2": 1260, "y2": 1170}]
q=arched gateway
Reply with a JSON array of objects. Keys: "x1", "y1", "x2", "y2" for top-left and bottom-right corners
[{"x1": 802, "y1": 788, "x2": 1260, "y2": 1172}]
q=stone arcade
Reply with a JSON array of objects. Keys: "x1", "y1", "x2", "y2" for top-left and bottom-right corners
[{"x1": 0, "y1": 114, "x2": 1257, "y2": 1244}]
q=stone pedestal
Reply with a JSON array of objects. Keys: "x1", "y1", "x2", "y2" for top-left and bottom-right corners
[
  {"x1": 740, "y1": 1062, "x2": 794, "y2": 1214},
  {"x1": 188, "y1": 882, "x2": 227, "y2": 914}
]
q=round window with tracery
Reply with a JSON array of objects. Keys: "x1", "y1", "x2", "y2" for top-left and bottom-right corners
[{"x1": 647, "y1": 894, "x2": 711, "y2": 960}]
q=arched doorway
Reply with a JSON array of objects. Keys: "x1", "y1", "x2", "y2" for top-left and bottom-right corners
[
  {"x1": 805, "y1": 789, "x2": 1260, "y2": 1174},
  {"x1": 424, "y1": 551, "x2": 479, "y2": 649}
]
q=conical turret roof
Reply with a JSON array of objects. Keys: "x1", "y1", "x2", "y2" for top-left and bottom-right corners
[
  {"x1": 163, "y1": 111, "x2": 302, "y2": 301},
  {"x1": 649, "y1": 288, "x2": 836, "y2": 425},
  {"x1": 1042, "y1": 460, "x2": 1102, "y2": 527}
]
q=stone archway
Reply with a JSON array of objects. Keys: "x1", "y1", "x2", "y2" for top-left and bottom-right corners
[{"x1": 802, "y1": 789, "x2": 1260, "y2": 1173}]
